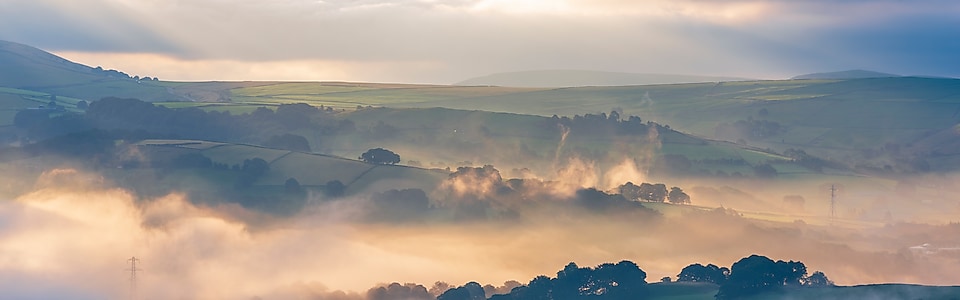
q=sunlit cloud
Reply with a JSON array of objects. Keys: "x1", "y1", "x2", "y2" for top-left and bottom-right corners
[
  {"x1": 1, "y1": 0, "x2": 958, "y2": 83},
  {"x1": 54, "y1": 51, "x2": 445, "y2": 82}
]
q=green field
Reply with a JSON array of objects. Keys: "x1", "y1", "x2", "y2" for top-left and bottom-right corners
[
  {"x1": 134, "y1": 140, "x2": 449, "y2": 195},
  {"x1": 199, "y1": 77, "x2": 960, "y2": 172}
]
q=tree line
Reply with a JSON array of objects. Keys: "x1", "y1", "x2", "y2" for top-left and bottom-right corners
[{"x1": 364, "y1": 254, "x2": 832, "y2": 300}]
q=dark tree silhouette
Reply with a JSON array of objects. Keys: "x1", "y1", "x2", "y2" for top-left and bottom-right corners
[
  {"x1": 803, "y1": 271, "x2": 834, "y2": 287},
  {"x1": 360, "y1": 147, "x2": 400, "y2": 165},
  {"x1": 638, "y1": 183, "x2": 668, "y2": 202},
  {"x1": 574, "y1": 188, "x2": 657, "y2": 216},
  {"x1": 274, "y1": 102, "x2": 319, "y2": 129},
  {"x1": 235, "y1": 157, "x2": 270, "y2": 188},
  {"x1": 284, "y1": 177, "x2": 302, "y2": 194},
  {"x1": 325, "y1": 180, "x2": 346, "y2": 197},
  {"x1": 494, "y1": 261, "x2": 648, "y2": 300},
  {"x1": 437, "y1": 282, "x2": 485, "y2": 300},
  {"x1": 668, "y1": 187, "x2": 691, "y2": 204},
  {"x1": 367, "y1": 283, "x2": 433, "y2": 300},
  {"x1": 677, "y1": 263, "x2": 729, "y2": 284},
  {"x1": 618, "y1": 182, "x2": 642, "y2": 201},
  {"x1": 716, "y1": 255, "x2": 782, "y2": 299},
  {"x1": 716, "y1": 255, "x2": 814, "y2": 299}
]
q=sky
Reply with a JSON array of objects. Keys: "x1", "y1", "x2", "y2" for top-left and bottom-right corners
[{"x1": 0, "y1": 0, "x2": 958, "y2": 83}]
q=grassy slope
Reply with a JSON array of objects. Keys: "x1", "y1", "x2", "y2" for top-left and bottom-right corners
[
  {"x1": 0, "y1": 40, "x2": 176, "y2": 102},
  {"x1": 136, "y1": 140, "x2": 448, "y2": 194},
  {"x1": 225, "y1": 77, "x2": 960, "y2": 171},
  {"x1": 326, "y1": 107, "x2": 799, "y2": 178}
]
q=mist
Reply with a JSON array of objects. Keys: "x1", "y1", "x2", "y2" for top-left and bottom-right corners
[{"x1": 1, "y1": 165, "x2": 958, "y2": 300}]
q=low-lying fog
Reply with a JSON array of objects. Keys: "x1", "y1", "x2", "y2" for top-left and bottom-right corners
[{"x1": 1, "y1": 166, "x2": 958, "y2": 299}]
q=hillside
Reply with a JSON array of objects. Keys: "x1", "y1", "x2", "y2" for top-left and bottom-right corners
[
  {"x1": 212, "y1": 77, "x2": 960, "y2": 172},
  {"x1": 0, "y1": 40, "x2": 99, "y2": 88},
  {"x1": 4, "y1": 40, "x2": 960, "y2": 173},
  {"x1": 132, "y1": 139, "x2": 449, "y2": 195},
  {"x1": 457, "y1": 70, "x2": 752, "y2": 87},
  {"x1": 0, "y1": 39, "x2": 174, "y2": 102}
]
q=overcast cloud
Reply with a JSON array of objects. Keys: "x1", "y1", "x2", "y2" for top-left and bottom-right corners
[{"x1": 0, "y1": 0, "x2": 957, "y2": 83}]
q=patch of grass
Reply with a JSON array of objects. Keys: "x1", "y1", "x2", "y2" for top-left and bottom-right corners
[
  {"x1": 200, "y1": 144, "x2": 290, "y2": 167},
  {"x1": 346, "y1": 165, "x2": 449, "y2": 194},
  {"x1": 231, "y1": 82, "x2": 375, "y2": 97},
  {"x1": 136, "y1": 139, "x2": 227, "y2": 150},
  {"x1": 262, "y1": 152, "x2": 373, "y2": 186}
]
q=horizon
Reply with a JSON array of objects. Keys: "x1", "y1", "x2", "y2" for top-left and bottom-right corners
[{"x1": 2, "y1": 0, "x2": 958, "y2": 83}]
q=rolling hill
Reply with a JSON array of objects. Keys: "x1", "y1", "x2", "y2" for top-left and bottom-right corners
[
  {"x1": 5, "y1": 39, "x2": 960, "y2": 176},
  {"x1": 214, "y1": 77, "x2": 960, "y2": 172},
  {"x1": 457, "y1": 69, "x2": 753, "y2": 87},
  {"x1": 133, "y1": 139, "x2": 449, "y2": 195},
  {"x1": 0, "y1": 39, "x2": 174, "y2": 102}
]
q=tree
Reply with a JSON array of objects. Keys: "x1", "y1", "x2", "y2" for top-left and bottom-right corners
[
  {"x1": 368, "y1": 283, "x2": 432, "y2": 300},
  {"x1": 284, "y1": 177, "x2": 302, "y2": 194},
  {"x1": 716, "y1": 255, "x2": 814, "y2": 300},
  {"x1": 438, "y1": 282, "x2": 485, "y2": 300},
  {"x1": 638, "y1": 183, "x2": 667, "y2": 202},
  {"x1": 325, "y1": 180, "x2": 346, "y2": 197},
  {"x1": 360, "y1": 147, "x2": 400, "y2": 164},
  {"x1": 618, "y1": 182, "x2": 642, "y2": 201},
  {"x1": 677, "y1": 263, "x2": 729, "y2": 284},
  {"x1": 776, "y1": 260, "x2": 807, "y2": 286},
  {"x1": 668, "y1": 187, "x2": 690, "y2": 204},
  {"x1": 493, "y1": 260, "x2": 649, "y2": 300},
  {"x1": 235, "y1": 157, "x2": 270, "y2": 188},
  {"x1": 274, "y1": 103, "x2": 319, "y2": 129},
  {"x1": 803, "y1": 271, "x2": 833, "y2": 287},
  {"x1": 716, "y1": 255, "x2": 781, "y2": 299}
]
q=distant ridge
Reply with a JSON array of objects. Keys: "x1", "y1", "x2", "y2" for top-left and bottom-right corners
[
  {"x1": 456, "y1": 70, "x2": 753, "y2": 88},
  {"x1": 0, "y1": 39, "x2": 102, "y2": 88},
  {"x1": 791, "y1": 69, "x2": 900, "y2": 80},
  {"x1": 0, "y1": 39, "x2": 174, "y2": 101}
]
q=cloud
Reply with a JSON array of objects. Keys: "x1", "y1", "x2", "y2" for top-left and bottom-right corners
[
  {"x1": 3, "y1": 166, "x2": 960, "y2": 299},
  {"x1": 0, "y1": 0, "x2": 957, "y2": 82}
]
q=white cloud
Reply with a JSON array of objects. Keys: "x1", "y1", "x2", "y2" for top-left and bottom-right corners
[{"x1": 1, "y1": 0, "x2": 958, "y2": 82}]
